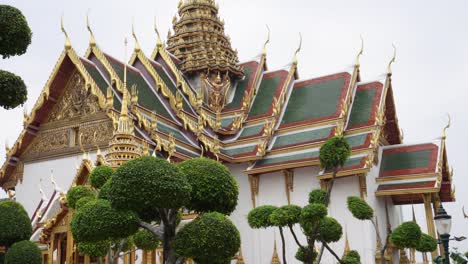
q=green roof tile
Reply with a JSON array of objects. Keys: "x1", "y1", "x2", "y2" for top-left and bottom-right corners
[
  {"x1": 157, "y1": 123, "x2": 190, "y2": 145},
  {"x1": 153, "y1": 64, "x2": 192, "y2": 112},
  {"x1": 272, "y1": 127, "x2": 333, "y2": 149},
  {"x1": 255, "y1": 151, "x2": 319, "y2": 167},
  {"x1": 345, "y1": 133, "x2": 368, "y2": 148},
  {"x1": 221, "y1": 117, "x2": 234, "y2": 128},
  {"x1": 248, "y1": 72, "x2": 284, "y2": 118},
  {"x1": 238, "y1": 124, "x2": 264, "y2": 139},
  {"x1": 82, "y1": 61, "x2": 108, "y2": 95},
  {"x1": 221, "y1": 145, "x2": 257, "y2": 156},
  {"x1": 348, "y1": 85, "x2": 379, "y2": 128},
  {"x1": 225, "y1": 64, "x2": 255, "y2": 110},
  {"x1": 381, "y1": 150, "x2": 432, "y2": 172}
]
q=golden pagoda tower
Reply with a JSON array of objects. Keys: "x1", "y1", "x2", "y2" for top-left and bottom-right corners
[
  {"x1": 270, "y1": 239, "x2": 281, "y2": 264},
  {"x1": 167, "y1": 0, "x2": 243, "y2": 112},
  {"x1": 105, "y1": 39, "x2": 142, "y2": 168},
  {"x1": 236, "y1": 246, "x2": 245, "y2": 264}
]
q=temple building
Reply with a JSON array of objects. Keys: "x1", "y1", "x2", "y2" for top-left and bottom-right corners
[{"x1": 0, "y1": 0, "x2": 456, "y2": 263}]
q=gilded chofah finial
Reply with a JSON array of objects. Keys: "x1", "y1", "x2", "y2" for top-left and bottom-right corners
[
  {"x1": 38, "y1": 178, "x2": 48, "y2": 201},
  {"x1": 86, "y1": 12, "x2": 96, "y2": 47},
  {"x1": 293, "y1": 32, "x2": 302, "y2": 65},
  {"x1": 60, "y1": 15, "x2": 72, "y2": 50},
  {"x1": 132, "y1": 19, "x2": 141, "y2": 52},
  {"x1": 387, "y1": 43, "x2": 397, "y2": 75},
  {"x1": 262, "y1": 25, "x2": 271, "y2": 56},
  {"x1": 50, "y1": 169, "x2": 63, "y2": 193},
  {"x1": 271, "y1": 239, "x2": 281, "y2": 264},
  {"x1": 355, "y1": 35, "x2": 364, "y2": 66},
  {"x1": 442, "y1": 114, "x2": 451, "y2": 140},
  {"x1": 154, "y1": 17, "x2": 163, "y2": 47},
  {"x1": 78, "y1": 133, "x2": 88, "y2": 160}
]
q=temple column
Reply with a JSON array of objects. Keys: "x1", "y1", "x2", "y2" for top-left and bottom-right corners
[
  {"x1": 66, "y1": 229, "x2": 74, "y2": 264},
  {"x1": 84, "y1": 255, "x2": 90, "y2": 264},
  {"x1": 423, "y1": 194, "x2": 438, "y2": 260},
  {"x1": 151, "y1": 250, "x2": 156, "y2": 264},
  {"x1": 48, "y1": 234, "x2": 54, "y2": 264}
]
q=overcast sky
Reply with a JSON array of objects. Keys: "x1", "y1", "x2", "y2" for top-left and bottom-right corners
[{"x1": 1, "y1": 0, "x2": 467, "y2": 252}]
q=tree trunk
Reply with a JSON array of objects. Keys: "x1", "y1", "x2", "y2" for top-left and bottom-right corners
[{"x1": 279, "y1": 227, "x2": 287, "y2": 264}]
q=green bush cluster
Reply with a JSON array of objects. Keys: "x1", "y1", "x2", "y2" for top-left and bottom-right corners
[
  {"x1": 89, "y1": 166, "x2": 114, "y2": 189},
  {"x1": 77, "y1": 240, "x2": 110, "y2": 257},
  {"x1": 318, "y1": 217, "x2": 343, "y2": 243},
  {"x1": 173, "y1": 212, "x2": 240, "y2": 264},
  {"x1": 66, "y1": 185, "x2": 95, "y2": 209},
  {"x1": 247, "y1": 205, "x2": 278, "y2": 229},
  {"x1": 390, "y1": 221, "x2": 422, "y2": 249},
  {"x1": 133, "y1": 229, "x2": 160, "y2": 250},
  {"x1": 269, "y1": 205, "x2": 302, "y2": 227},
  {"x1": 295, "y1": 247, "x2": 317, "y2": 263},
  {"x1": 0, "y1": 70, "x2": 27, "y2": 110},
  {"x1": 97, "y1": 179, "x2": 111, "y2": 200},
  {"x1": 347, "y1": 196, "x2": 374, "y2": 220},
  {"x1": 4, "y1": 240, "x2": 41, "y2": 264},
  {"x1": 342, "y1": 250, "x2": 361, "y2": 264},
  {"x1": 0, "y1": 5, "x2": 31, "y2": 59},
  {"x1": 308, "y1": 189, "x2": 327, "y2": 205},
  {"x1": 0, "y1": 200, "x2": 32, "y2": 247},
  {"x1": 319, "y1": 136, "x2": 351, "y2": 170},
  {"x1": 416, "y1": 233, "x2": 437, "y2": 253}
]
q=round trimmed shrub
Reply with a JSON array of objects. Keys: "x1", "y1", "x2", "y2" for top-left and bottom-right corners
[
  {"x1": 89, "y1": 166, "x2": 114, "y2": 189},
  {"x1": 319, "y1": 136, "x2": 351, "y2": 170},
  {"x1": 0, "y1": 5, "x2": 32, "y2": 58},
  {"x1": 347, "y1": 196, "x2": 374, "y2": 220},
  {"x1": 66, "y1": 186, "x2": 95, "y2": 210},
  {"x1": 416, "y1": 233, "x2": 437, "y2": 253},
  {"x1": 75, "y1": 196, "x2": 95, "y2": 211},
  {"x1": 178, "y1": 158, "x2": 238, "y2": 215},
  {"x1": 0, "y1": 200, "x2": 32, "y2": 247},
  {"x1": 0, "y1": 70, "x2": 27, "y2": 110},
  {"x1": 133, "y1": 229, "x2": 160, "y2": 250},
  {"x1": 300, "y1": 203, "x2": 328, "y2": 237},
  {"x1": 4, "y1": 240, "x2": 41, "y2": 264},
  {"x1": 269, "y1": 205, "x2": 302, "y2": 227},
  {"x1": 390, "y1": 221, "x2": 422, "y2": 249},
  {"x1": 109, "y1": 157, "x2": 191, "y2": 221},
  {"x1": 318, "y1": 217, "x2": 343, "y2": 243},
  {"x1": 77, "y1": 240, "x2": 110, "y2": 257},
  {"x1": 295, "y1": 247, "x2": 317, "y2": 263},
  {"x1": 308, "y1": 189, "x2": 327, "y2": 205},
  {"x1": 247, "y1": 205, "x2": 278, "y2": 229},
  {"x1": 343, "y1": 250, "x2": 361, "y2": 264},
  {"x1": 173, "y1": 212, "x2": 240, "y2": 264},
  {"x1": 71, "y1": 199, "x2": 139, "y2": 242},
  {"x1": 97, "y1": 179, "x2": 111, "y2": 200}
]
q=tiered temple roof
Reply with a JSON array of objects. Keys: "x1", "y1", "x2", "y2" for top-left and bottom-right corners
[{"x1": 0, "y1": 0, "x2": 454, "y2": 208}]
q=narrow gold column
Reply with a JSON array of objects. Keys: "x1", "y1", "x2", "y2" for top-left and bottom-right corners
[
  {"x1": 84, "y1": 255, "x2": 90, "y2": 264},
  {"x1": 66, "y1": 229, "x2": 74, "y2": 264},
  {"x1": 423, "y1": 194, "x2": 438, "y2": 260},
  {"x1": 130, "y1": 249, "x2": 136, "y2": 264},
  {"x1": 48, "y1": 234, "x2": 54, "y2": 264},
  {"x1": 151, "y1": 250, "x2": 156, "y2": 264},
  {"x1": 142, "y1": 250, "x2": 148, "y2": 263}
]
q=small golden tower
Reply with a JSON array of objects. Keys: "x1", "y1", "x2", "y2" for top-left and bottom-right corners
[
  {"x1": 270, "y1": 239, "x2": 281, "y2": 264},
  {"x1": 236, "y1": 246, "x2": 245, "y2": 264},
  {"x1": 105, "y1": 39, "x2": 142, "y2": 168}
]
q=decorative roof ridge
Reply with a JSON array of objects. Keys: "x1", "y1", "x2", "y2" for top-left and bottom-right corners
[
  {"x1": 379, "y1": 139, "x2": 440, "y2": 151},
  {"x1": 292, "y1": 68, "x2": 355, "y2": 85},
  {"x1": 355, "y1": 78, "x2": 386, "y2": 86}
]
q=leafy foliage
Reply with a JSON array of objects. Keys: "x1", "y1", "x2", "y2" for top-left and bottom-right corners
[
  {"x1": 0, "y1": 200, "x2": 32, "y2": 247},
  {"x1": 109, "y1": 157, "x2": 191, "y2": 221},
  {"x1": 77, "y1": 240, "x2": 110, "y2": 257},
  {"x1": 416, "y1": 233, "x2": 437, "y2": 253},
  {"x1": 318, "y1": 217, "x2": 343, "y2": 243},
  {"x1": 247, "y1": 205, "x2": 278, "y2": 229},
  {"x1": 66, "y1": 186, "x2": 95, "y2": 210},
  {"x1": 300, "y1": 203, "x2": 328, "y2": 236},
  {"x1": 0, "y1": 5, "x2": 32, "y2": 59},
  {"x1": 319, "y1": 136, "x2": 351, "y2": 170},
  {"x1": 178, "y1": 158, "x2": 238, "y2": 215},
  {"x1": 4, "y1": 240, "x2": 41, "y2": 264},
  {"x1": 75, "y1": 196, "x2": 95, "y2": 211},
  {"x1": 0, "y1": 70, "x2": 27, "y2": 110},
  {"x1": 295, "y1": 247, "x2": 317, "y2": 263},
  {"x1": 269, "y1": 205, "x2": 302, "y2": 227},
  {"x1": 133, "y1": 229, "x2": 160, "y2": 250},
  {"x1": 390, "y1": 221, "x2": 422, "y2": 249},
  {"x1": 71, "y1": 199, "x2": 139, "y2": 242},
  {"x1": 342, "y1": 250, "x2": 361, "y2": 264},
  {"x1": 347, "y1": 196, "x2": 374, "y2": 220},
  {"x1": 89, "y1": 166, "x2": 114, "y2": 189},
  {"x1": 308, "y1": 189, "x2": 327, "y2": 205},
  {"x1": 97, "y1": 179, "x2": 111, "y2": 200},
  {"x1": 173, "y1": 212, "x2": 240, "y2": 263}
]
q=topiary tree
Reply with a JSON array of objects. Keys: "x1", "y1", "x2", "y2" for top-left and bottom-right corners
[
  {"x1": 342, "y1": 250, "x2": 361, "y2": 264},
  {"x1": 71, "y1": 157, "x2": 240, "y2": 264},
  {"x1": 0, "y1": 200, "x2": 32, "y2": 248},
  {"x1": 66, "y1": 185, "x2": 95, "y2": 210},
  {"x1": 89, "y1": 166, "x2": 114, "y2": 189},
  {"x1": 4, "y1": 240, "x2": 41, "y2": 264},
  {"x1": 0, "y1": 5, "x2": 32, "y2": 110},
  {"x1": 390, "y1": 221, "x2": 422, "y2": 249}
]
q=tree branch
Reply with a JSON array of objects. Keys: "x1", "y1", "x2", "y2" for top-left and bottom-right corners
[
  {"x1": 323, "y1": 241, "x2": 343, "y2": 263},
  {"x1": 138, "y1": 220, "x2": 164, "y2": 241},
  {"x1": 279, "y1": 227, "x2": 288, "y2": 264},
  {"x1": 288, "y1": 225, "x2": 304, "y2": 248}
]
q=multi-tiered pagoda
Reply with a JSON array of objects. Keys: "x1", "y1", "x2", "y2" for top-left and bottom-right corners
[{"x1": 0, "y1": 0, "x2": 455, "y2": 263}]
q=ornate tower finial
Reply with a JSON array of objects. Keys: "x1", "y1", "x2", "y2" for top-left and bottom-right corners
[
  {"x1": 236, "y1": 246, "x2": 245, "y2": 264},
  {"x1": 262, "y1": 25, "x2": 271, "y2": 55},
  {"x1": 293, "y1": 32, "x2": 302, "y2": 65},
  {"x1": 343, "y1": 226, "x2": 351, "y2": 256},
  {"x1": 154, "y1": 17, "x2": 163, "y2": 47},
  {"x1": 86, "y1": 12, "x2": 96, "y2": 47},
  {"x1": 50, "y1": 169, "x2": 63, "y2": 193},
  {"x1": 270, "y1": 239, "x2": 281, "y2": 264},
  {"x1": 355, "y1": 35, "x2": 364, "y2": 66},
  {"x1": 442, "y1": 114, "x2": 451, "y2": 140},
  {"x1": 38, "y1": 178, "x2": 48, "y2": 201},
  {"x1": 387, "y1": 43, "x2": 397, "y2": 75},
  {"x1": 61, "y1": 15, "x2": 72, "y2": 50},
  {"x1": 132, "y1": 19, "x2": 141, "y2": 52}
]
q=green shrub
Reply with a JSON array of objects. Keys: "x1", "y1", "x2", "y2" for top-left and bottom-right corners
[
  {"x1": 318, "y1": 217, "x2": 342, "y2": 243},
  {"x1": 178, "y1": 158, "x2": 238, "y2": 215},
  {"x1": 0, "y1": 5, "x2": 32, "y2": 58},
  {"x1": 89, "y1": 166, "x2": 114, "y2": 189},
  {"x1": 308, "y1": 189, "x2": 327, "y2": 205},
  {"x1": 295, "y1": 246, "x2": 317, "y2": 263},
  {"x1": 71, "y1": 199, "x2": 139, "y2": 242},
  {"x1": 173, "y1": 212, "x2": 240, "y2": 263},
  {"x1": 416, "y1": 233, "x2": 437, "y2": 253},
  {"x1": 109, "y1": 157, "x2": 191, "y2": 221},
  {"x1": 75, "y1": 196, "x2": 95, "y2": 211},
  {"x1": 269, "y1": 205, "x2": 302, "y2": 227},
  {"x1": 319, "y1": 136, "x2": 351, "y2": 170},
  {"x1": 347, "y1": 196, "x2": 374, "y2": 220},
  {"x1": 0, "y1": 200, "x2": 32, "y2": 247},
  {"x1": 390, "y1": 221, "x2": 422, "y2": 249},
  {"x1": 66, "y1": 186, "x2": 95, "y2": 210},
  {"x1": 0, "y1": 70, "x2": 27, "y2": 110},
  {"x1": 247, "y1": 205, "x2": 278, "y2": 229},
  {"x1": 300, "y1": 203, "x2": 328, "y2": 237},
  {"x1": 133, "y1": 229, "x2": 160, "y2": 250},
  {"x1": 97, "y1": 179, "x2": 111, "y2": 200},
  {"x1": 4, "y1": 240, "x2": 41, "y2": 264},
  {"x1": 77, "y1": 240, "x2": 110, "y2": 257},
  {"x1": 342, "y1": 250, "x2": 361, "y2": 264}
]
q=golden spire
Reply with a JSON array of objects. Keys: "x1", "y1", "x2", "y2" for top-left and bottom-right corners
[
  {"x1": 343, "y1": 227, "x2": 351, "y2": 256},
  {"x1": 86, "y1": 12, "x2": 96, "y2": 47},
  {"x1": 355, "y1": 35, "x2": 364, "y2": 66},
  {"x1": 262, "y1": 25, "x2": 271, "y2": 55},
  {"x1": 154, "y1": 17, "x2": 163, "y2": 48},
  {"x1": 60, "y1": 15, "x2": 72, "y2": 50},
  {"x1": 132, "y1": 19, "x2": 141, "y2": 52},
  {"x1": 78, "y1": 133, "x2": 88, "y2": 160},
  {"x1": 271, "y1": 239, "x2": 281, "y2": 264},
  {"x1": 387, "y1": 43, "x2": 397, "y2": 75},
  {"x1": 236, "y1": 246, "x2": 245, "y2": 264},
  {"x1": 293, "y1": 33, "x2": 302, "y2": 65},
  {"x1": 442, "y1": 114, "x2": 451, "y2": 140}
]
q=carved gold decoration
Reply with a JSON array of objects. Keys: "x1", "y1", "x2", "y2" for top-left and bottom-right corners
[
  {"x1": 283, "y1": 169, "x2": 294, "y2": 204},
  {"x1": 256, "y1": 139, "x2": 268, "y2": 156},
  {"x1": 27, "y1": 130, "x2": 69, "y2": 156},
  {"x1": 358, "y1": 174, "x2": 367, "y2": 198},
  {"x1": 201, "y1": 71, "x2": 231, "y2": 112},
  {"x1": 249, "y1": 174, "x2": 260, "y2": 208},
  {"x1": 270, "y1": 239, "x2": 281, "y2": 264}
]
